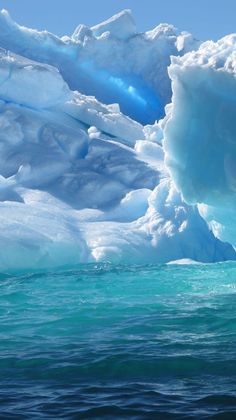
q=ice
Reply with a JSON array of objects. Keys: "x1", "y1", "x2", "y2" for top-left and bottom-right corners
[
  {"x1": 0, "y1": 10, "x2": 233, "y2": 270},
  {"x1": 167, "y1": 259, "x2": 203, "y2": 265},
  {"x1": 0, "y1": 49, "x2": 71, "y2": 109},
  {"x1": 0, "y1": 9, "x2": 199, "y2": 124},
  {"x1": 91, "y1": 9, "x2": 137, "y2": 40},
  {"x1": 62, "y1": 91, "x2": 145, "y2": 146},
  {"x1": 164, "y1": 35, "x2": 236, "y2": 248},
  {"x1": 0, "y1": 91, "x2": 233, "y2": 269},
  {"x1": 83, "y1": 179, "x2": 235, "y2": 264}
]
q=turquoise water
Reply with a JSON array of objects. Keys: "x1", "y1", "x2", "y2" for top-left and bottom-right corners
[{"x1": 1, "y1": 262, "x2": 236, "y2": 419}]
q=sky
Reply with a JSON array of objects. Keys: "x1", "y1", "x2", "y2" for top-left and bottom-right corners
[{"x1": 1, "y1": 0, "x2": 236, "y2": 41}]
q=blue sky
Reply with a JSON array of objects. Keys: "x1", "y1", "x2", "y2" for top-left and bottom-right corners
[{"x1": 1, "y1": 0, "x2": 236, "y2": 41}]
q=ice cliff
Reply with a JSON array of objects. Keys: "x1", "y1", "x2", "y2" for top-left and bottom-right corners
[
  {"x1": 0, "y1": 9, "x2": 235, "y2": 271},
  {"x1": 164, "y1": 36, "x2": 236, "y2": 250}
]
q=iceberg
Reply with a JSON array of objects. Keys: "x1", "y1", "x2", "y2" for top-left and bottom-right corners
[
  {"x1": 164, "y1": 35, "x2": 236, "y2": 248},
  {"x1": 0, "y1": 9, "x2": 199, "y2": 124},
  {"x1": 0, "y1": 9, "x2": 234, "y2": 271}
]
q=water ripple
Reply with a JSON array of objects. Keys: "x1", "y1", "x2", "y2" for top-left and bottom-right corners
[{"x1": 1, "y1": 263, "x2": 236, "y2": 418}]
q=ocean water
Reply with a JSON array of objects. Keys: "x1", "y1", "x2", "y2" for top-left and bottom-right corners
[{"x1": 1, "y1": 262, "x2": 236, "y2": 419}]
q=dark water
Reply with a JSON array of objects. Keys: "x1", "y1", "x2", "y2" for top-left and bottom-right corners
[{"x1": 1, "y1": 262, "x2": 236, "y2": 419}]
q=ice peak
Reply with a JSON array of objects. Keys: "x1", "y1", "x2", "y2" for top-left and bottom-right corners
[
  {"x1": 91, "y1": 9, "x2": 137, "y2": 40},
  {"x1": 146, "y1": 23, "x2": 177, "y2": 40},
  {"x1": 72, "y1": 24, "x2": 92, "y2": 42}
]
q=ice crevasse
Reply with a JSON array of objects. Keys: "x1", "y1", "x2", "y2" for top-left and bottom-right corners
[{"x1": 0, "y1": 8, "x2": 234, "y2": 271}]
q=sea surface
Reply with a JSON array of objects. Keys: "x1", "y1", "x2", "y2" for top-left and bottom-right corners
[{"x1": 1, "y1": 262, "x2": 236, "y2": 419}]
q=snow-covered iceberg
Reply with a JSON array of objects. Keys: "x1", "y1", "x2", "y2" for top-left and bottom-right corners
[
  {"x1": 0, "y1": 9, "x2": 234, "y2": 271},
  {"x1": 164, "y1": 35, "x2": 236, "y2": 249}
]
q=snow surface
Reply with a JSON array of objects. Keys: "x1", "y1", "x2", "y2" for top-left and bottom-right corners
[
  {"x1": 164, "y1": 35, "x2": 236, "y2": 249},
  {"x1": 0, "y1": 9, "x2": 234, "y2": 270}
]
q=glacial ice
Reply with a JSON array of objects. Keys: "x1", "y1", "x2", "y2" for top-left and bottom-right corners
[
  {"x1": 0, "y1": 9, "x2": 235, "y2": 271},
  {"x1": 164, "y1": 35, "x2": 236, "y2": 248},
  {"x1": 91, "y1": 9, "x2": 137, "y2": 40},
  {"x1": 0, "y1": 9, "x2": 199, "y2": 124},
  {"x1": 0, "y1": 49, "x2": 71, "y2": 109}
]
